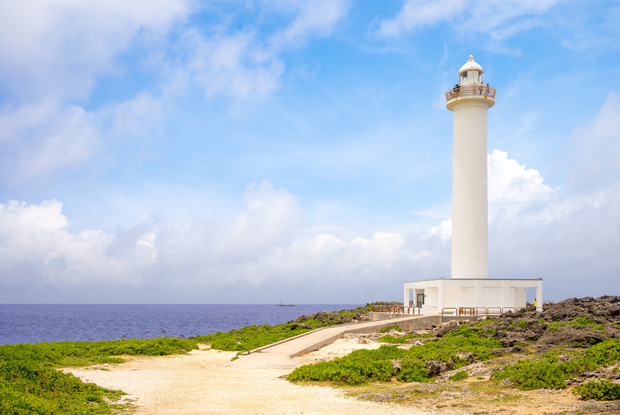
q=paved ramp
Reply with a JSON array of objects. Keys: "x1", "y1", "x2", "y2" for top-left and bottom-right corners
[{"x1": 229, "y1": 314, "x2": 440, "y2": 369}]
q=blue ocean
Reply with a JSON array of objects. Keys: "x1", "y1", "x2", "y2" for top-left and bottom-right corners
[{"x1": 0, "y1": 304, "x2": 359, "y2": 345}]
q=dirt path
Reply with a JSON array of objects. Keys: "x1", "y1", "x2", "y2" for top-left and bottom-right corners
[
  {"x1": 65, "y1": 339, "x2": 620, "y2": 415},
  {"x1": 65, "y1": 343, "x2": 427, "y2": 415}
]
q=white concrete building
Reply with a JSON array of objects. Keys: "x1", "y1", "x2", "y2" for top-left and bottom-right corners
[{"x1": 404, "y1": 56, "x2": 543, "y2": 314}]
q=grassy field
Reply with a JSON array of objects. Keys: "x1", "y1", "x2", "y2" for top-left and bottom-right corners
[
  {"x1": 0, "y1": 337, "x2": 198, "y2": 414},
  {"x1": 0, "y1": 305, "x2": 370, "y2": 414}
]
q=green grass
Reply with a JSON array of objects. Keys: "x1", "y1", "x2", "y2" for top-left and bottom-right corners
[
  {"x1": 473, "y1": 319, "x2": 496, "y2": 328},
  {"x1": 380, "y1": 325, "x2": 403, "y2": 333},
  {"x1": 492, "y1": 340, "x2": 620, "y2": 390},
  {"x1": 449, "y1": 370, "x2": 469, "y2": 381},
  {"x1": 0, "y1": 337, "x2": 199, "y2": 414},
  {"x1": 548, "y1": 317, "x2": 606, "y2": 332},
  {"x1": 574, "y1": 380, "x2": 620, "y2": 401},
  {"x1": 288, "y1": 325, "x2": 503, "y2": 385},
  {"x1": 196, "y1": 305, "x2": 372, "y2": 352},
  {"x1": 377, "y1": 334, "x2": 429, "y2": 344},
  {"x1": 1, "y1": 305, "x2": 373, "y2": 413}
]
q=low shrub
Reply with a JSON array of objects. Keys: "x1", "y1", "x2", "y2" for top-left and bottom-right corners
[
  {"x1": 0, "y1": 336, "x2": 201, "y2": 414},
  {"x1": 574, "y1": 380, "x2": 620, "y2": 401},
  {"x1": 380, "y1": 325, "x2": 403, "y2": 333},
  {"x1": 492, "y1": 359, "x2": 571, "y2": 390},
  {"x1": 197, "y1": 306, "x2": 370, "y2": 352},
  {"x1": 449, "y1": 370, "x2": 469, "y2": 381},
  {"x1": 493, "y1": 340, "x2": 620, "y2": 390},
  {"x1": 474, "y1": 319, "x2": 496, "y2": 327},
  {"x1": 289, "y1": 325, "x2": 502, "y2": 385}
]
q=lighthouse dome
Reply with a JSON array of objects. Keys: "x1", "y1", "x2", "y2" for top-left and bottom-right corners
[
  {"x1": 458, "y1": 55, "x2": 483, "y2": 74},
  {"x1": 458, "y1": 55, "x2": 483, "y2": 85}
]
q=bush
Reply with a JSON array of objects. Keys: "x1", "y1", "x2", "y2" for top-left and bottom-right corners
[
  {"x1": 380, "y1": 325, "x2": 403, "y2": 333},
  {"x1": 289, "y1": 326, "x2": 503, "y2": 385},
  {"x1": 574, "y1": 380, "x2": 620, "y2": 401},
  {"x1": 0, "y1": 337, "x2": 200, "y2": 414},
  {"x1": 493, "y1": 340, "x2": 620, "y2": 390},
  {"x1": 492, "y1": 359, "x2": 570, "y2": 390},
  {"x1": 197, "y1": 306, "x2": 370, "y2": 352},
  {"x1": 474, "y1": 319, "x2": 496, "y2": 327},
  {"x1": 449, "y1": 370, "x2": 469, "y2": 381}
]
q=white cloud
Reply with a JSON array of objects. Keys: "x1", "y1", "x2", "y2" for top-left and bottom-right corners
[
  {"x1": 0, "y1": 199, "x2": 156, "y2": 289},
  {"x1": 0, "y1": 0, "x2": 191, "y2": 101},
  {"x1": 0, "y1": 1, "x2": 350, "y2": 185},
  {"x1": 488, "y1": 149, "x2": 552, "y2": 204},
  {"x1": 377, "y1": 0, "x2": 560, "y2": 39},
  {"x1": 102, "y1": 92, "x2": 164, "y2": 139},
  {"x1": 269, "y1": 0, "x2": 350, "y2": 51},
  {"x1": 377, "y1": 0, "x2": 467, "y2": 37},
  {"x1": 0, "y1": 91, "x2": 168, "y2": 185},
  {"x1": 219, "y1": 181, "x2": 301, "y2": 259},
  {"x1": 429, "y1": 219, "x2": 451, "y2": 242},
  {"x1": 177, "y1": 30, "x2": 285, "y2": 100},
  {"x1": 0, "y1": 102, "x2": 99, "y2": 185},
  {"x1": 172, "y1": 0, "x2": 348, "y2": 101},
  {"x1": 0, "y1": 0, "x2": 188, "y2": 184},
  {"x1": 565, "y1": 92, "x2": 620, "y2": 191}
]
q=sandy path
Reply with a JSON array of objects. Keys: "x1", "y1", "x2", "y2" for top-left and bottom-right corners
[{"x1": 66, "y1": 342, "x2": 429, "y2": 415}]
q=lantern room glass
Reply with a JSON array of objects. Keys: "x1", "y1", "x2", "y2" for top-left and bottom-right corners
[{"x1": 460, "y1": 70, "x2": 482, "y2": 86}]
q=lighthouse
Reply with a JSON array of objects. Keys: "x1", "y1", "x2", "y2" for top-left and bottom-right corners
[
  {"x1": 403, "y1": 55, "x2": 543, "y2": 314},
  {"x1": 446, "y1": 55, "x2": 495, "y2": 279}
]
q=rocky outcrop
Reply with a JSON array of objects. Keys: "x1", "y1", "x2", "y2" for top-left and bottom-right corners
[{"x1": 425, "y1": 296, "x2": 620, "y2": 348}]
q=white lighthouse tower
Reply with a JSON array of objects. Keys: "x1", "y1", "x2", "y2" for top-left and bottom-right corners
[
  {"x1": 403, "y1": 55, "x2": 543, "y2": 314},
  {"x1": 447, "y1": 55, "x2": 494, "y2": 279}
]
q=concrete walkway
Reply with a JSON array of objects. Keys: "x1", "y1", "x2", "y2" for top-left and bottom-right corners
[{"x1": 229, "y1": 314, "x2": 440, "y2": 370}]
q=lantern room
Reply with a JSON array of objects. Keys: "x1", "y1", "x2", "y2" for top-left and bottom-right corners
[{"x1": 458, "y1": 55, "x2": 483, "y2": 86}]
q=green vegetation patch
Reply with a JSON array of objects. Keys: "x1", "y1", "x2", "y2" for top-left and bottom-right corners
[
  {"x1": 378, "y1": 334, "x2": 428, "y2": 344},
  {"x1": 288, "y1": 325, "x2": 502, "y2": 385},
  {"x1": 474, "y1": 319, "x2": 496, "y2": 328},
  {"x1": 493, "y1": 340, "x2": 620, "y2": 390},
  {"x1": 0, "y1": 337, "x2": 199, "y2": 414},
  {"x1": 574, "y1": 380, "x2": 620, "y2": 401},
  {"x1": 380, "y1": 325, "x2": 403, "y2": 333},
  {"x1": 548, "y1": 317, "x2": 606, "y2": 332},
  {"x1": 449, "y1": 370, "x2": 469, "y2": 381},
  {"x1": 197, "y1": 306, "x2": 372, "y2": 352}
]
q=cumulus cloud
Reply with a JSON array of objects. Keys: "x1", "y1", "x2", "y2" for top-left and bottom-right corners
[
  {"x1": 0, "y1": 0, "x2": 191, "y2": 101},
  {"x1": 171, "y1": 0, "x2": 349, "y2": 100},
  {"x1": 0, "y1": 102, "x2": 99, "y2": 185},
  {"x1": 565, "y1": 92, "x2": 620, "y2": 191},
  {"x1": 377, "y1": 0, "x2": 560, "y2": 39},
  {"x1": 0, "y1": 92, "x2": 168, "y2": 185},
  {"x1": 175, "y1": 30, "x2": 285, "y2": 100},
  {"x1": 486, "y1": 93, "x2": 620, "y2": 299},
  {"x1": 268, "y1": 0, "x2": 350, "y2": 51},
  {"x1": 2, "y1": 127, "x2": 618, "y2": 302},
  {"x1": 0, "y1": 0, "x2": 189, "y2": 184},
  {"x1": 0, "y1": 1, "x2": 350, "y2": 184},
  {"x1": 0, "y1": 199, "x2": 156, "y2": 293},
  {"x1": 488, "y1": 149, "x2": 553, "y2": 204}
]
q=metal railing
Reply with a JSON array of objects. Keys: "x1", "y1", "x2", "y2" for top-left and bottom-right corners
[
  {"x1": 372, "y1": 305, "x2": 405, "y2": 314},
  {"x1": 442, "y1": 306, "x2": 525, "y2": 317},
  {"x1": 445, "y1": 84, "x2": 496, "y2": 101},
  {"x1": 371, "y1": 305, "x2": 423, "y2": 315},
  {"x1": 371, "y1": 305, "x2": 525, "y2": 317}
]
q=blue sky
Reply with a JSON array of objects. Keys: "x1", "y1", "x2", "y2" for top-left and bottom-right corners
[{"x1": 1, "y1": 0, "x2": 619, "y2": 304}]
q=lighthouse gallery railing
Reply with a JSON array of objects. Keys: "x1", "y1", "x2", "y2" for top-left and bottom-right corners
[{"x1": 445, "y1": 84, "x2": 496, "y2": 101}]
